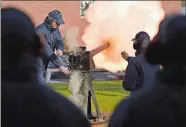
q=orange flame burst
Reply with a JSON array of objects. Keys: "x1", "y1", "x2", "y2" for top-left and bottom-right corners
[{"x1": 82, "y1": 1, "x2": 165, "y2": 72}]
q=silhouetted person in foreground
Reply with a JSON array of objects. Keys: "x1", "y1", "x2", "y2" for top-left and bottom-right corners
[
  {"x1": 123, "y1": 31, "x2": 159, "y2": 96},
  {"x1": 109, "y1": 14, "x2": 186, "y2": 127},
  {"x1": 2, "y1": 7, "x2": 90, "y2": 127}
]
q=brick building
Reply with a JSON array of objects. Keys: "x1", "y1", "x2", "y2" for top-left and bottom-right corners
[{"x1": 2, "y1": 1, "x2": 182, "y2": 46}]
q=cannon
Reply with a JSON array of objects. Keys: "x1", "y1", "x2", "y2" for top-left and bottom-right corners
[
  {"x1": 68, "y1": 42, "x2": 110, "y2": 71},
  {"x1": 67, "y1": 42, "x2": 110, "y2": 124}
]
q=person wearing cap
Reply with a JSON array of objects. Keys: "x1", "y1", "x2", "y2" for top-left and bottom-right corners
[
  {"x1": 35, "y1": 10, "x2": 68, "y2": 84},
  {"x1": 109, "y1": 14, "x2": 186, "y2": 127},
  {"x1": 121, "y1": 32, "x2": 149, "y2": 61},
  {"x1": 2, "y1": 7, "x2": 90, "y2": 127},
  {"x1": 122, "y1": 31, "x2": 160, "y2": 96}
]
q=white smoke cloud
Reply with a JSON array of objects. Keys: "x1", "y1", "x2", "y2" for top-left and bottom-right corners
[
  {"x1": 82, "y1": 1, "x2": 165, "y2": 72},
  {"x1": 64, "y1": 26, "x2": 80, "y2": 55}
]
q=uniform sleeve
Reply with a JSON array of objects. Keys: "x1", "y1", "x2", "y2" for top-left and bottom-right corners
[
  {"x1": 55, "y1": 29, "x2": 64, "y2": 51},
  {"x1": 36, "y1": 27, "x2": 63, "y2": 67},
  {"x1": 123, "y1": 59, "x2": 138, "y2": 91},
  {"x1": 127, "y1": 56, "x2": 134, "y2": 62}
]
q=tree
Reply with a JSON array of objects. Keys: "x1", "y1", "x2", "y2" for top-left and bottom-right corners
[{"x1": 80, "y1": 0, "x2": 94, "y2": 16}]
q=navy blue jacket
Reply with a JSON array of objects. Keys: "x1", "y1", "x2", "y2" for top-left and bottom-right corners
[
  {"x1": 35, "y1": 22, "x2": 64, "y2": 69},
  {"x1": 122, "y1": 56, "x2": 134, "y2": 90},
  {"x1": 36, "y1": 23, "x2": 64, "y2": 51},
  {"x1": 127, "y1": 56, "x2": 134, "y2": 62},
  {"x1": 123, "y1": 54, "x2": 159, "y2": 96}
]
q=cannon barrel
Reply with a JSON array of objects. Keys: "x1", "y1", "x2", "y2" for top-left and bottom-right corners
[
  {"x1": 80, "y1": 42, "x2": 110, "y2": 63},
  {"x1": 67, "y1": 42, "x2": 110, "y2": 71},
  {"x1": 89, "y1": 42, "x2": 110, "y2": 57},
  {"x1": 79, "y1": 42, "x2": 110, "y2": 71}
]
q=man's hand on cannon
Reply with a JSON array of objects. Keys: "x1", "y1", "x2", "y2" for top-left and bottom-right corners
[
  {"x1": 60, "y1": 66, "x2": 69, "y2": 75},
  {"x1": 55, "y1": 49, "x2": 63, "y2": 56}
]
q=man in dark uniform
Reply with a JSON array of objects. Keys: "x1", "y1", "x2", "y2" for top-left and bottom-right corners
[
  {"x1": 2, "y1": 7, "x2": 90, "y2": 127},
  {"x1": 109, "y1": 14, "x2": 186, "y2": 127},
  {"x1": 121, "y1": 32, "x2": 156, "y2": 93},
  {"x1": 122, "y1": 31, "x2": 159, "y2": 95},
  {"x1": 35, "y1": 10, "x2": 69, "y2": 84}
]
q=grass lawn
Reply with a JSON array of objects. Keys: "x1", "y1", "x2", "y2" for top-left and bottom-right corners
[{"x1": 48, "y1": 80, "x2": 129, "y2": 112}]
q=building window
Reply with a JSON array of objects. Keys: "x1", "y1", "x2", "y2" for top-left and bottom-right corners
[{"x1": 80, "y1": 0, "x2": 94, "y2": 16}]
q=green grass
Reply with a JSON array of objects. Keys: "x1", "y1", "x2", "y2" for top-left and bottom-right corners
[{"x1": 48, "y1": 81, "x2": 129, "y2": 112}]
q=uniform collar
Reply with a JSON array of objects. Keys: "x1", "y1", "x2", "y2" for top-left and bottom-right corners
[{"x1": 44, "y1": 23, "x2": 57, "y2": 32}]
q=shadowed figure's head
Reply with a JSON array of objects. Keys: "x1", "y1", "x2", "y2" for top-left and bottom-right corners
[
  {"x1": 145, "y1": 14, "x2": 186, "y2": 66},
  {"x1": 2, "y1": 7, "x2": 42, "y2": 81},
  {"x1": 132, "y1": 31, "x2": 150, "y2": 55}
]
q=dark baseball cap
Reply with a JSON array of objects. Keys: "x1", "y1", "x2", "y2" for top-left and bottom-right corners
[
  {"x1": 145, "y1": 14, "x2": 186, "y2": 65},
  {"x1": 131, "y1": 31, "x2": 150, "y2": 41},
  {"x1": 48, "y1": 10, "x2": 65, "y2": 25},
  {"x1": 132, "y1": 31, "x2": 150, "y2": 50}
]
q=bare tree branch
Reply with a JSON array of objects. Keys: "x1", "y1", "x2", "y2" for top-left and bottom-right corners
[{"x1": 80, "y1": 0, "x2": 94, "y2": 16}]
